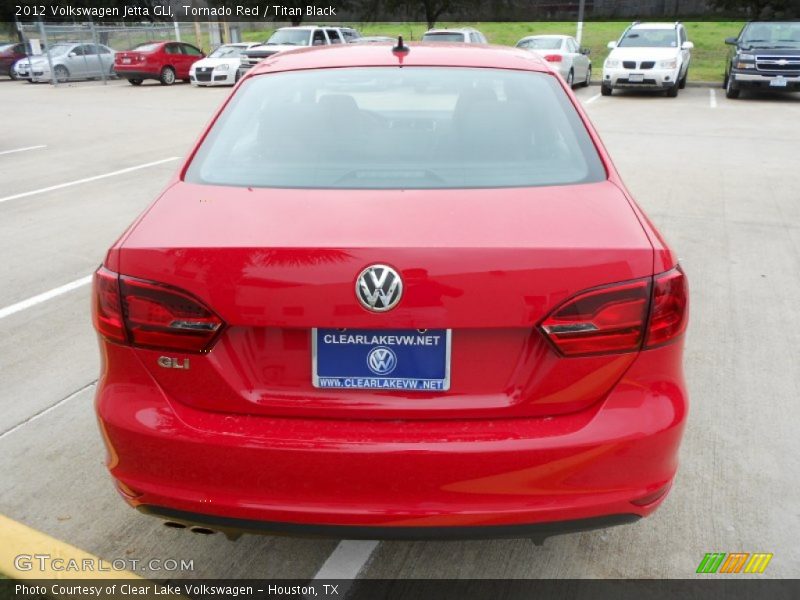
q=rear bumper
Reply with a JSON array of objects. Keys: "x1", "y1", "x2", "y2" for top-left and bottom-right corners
[
  {"x1": 96, "y1": 341, "x2": 687, "y2": 535},
  {"x1": 113, "y1": 68, "x2": 158, "y2": 80}
]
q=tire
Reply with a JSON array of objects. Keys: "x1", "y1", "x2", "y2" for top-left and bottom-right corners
[
  {"x1": 666, "y1": 83, "x2": 679, "y2": 97},
  {"x1": 679, "y1": 70, "x2": 688, "y2": 89},
  {"x1": 725, "y1": 73, "x2": 740, "y2": 99},
  {"x1": 128, "y1": 78, "x2": 143, "y2": 86},
  {"x1": 600, "y1": 83, "x2": 612, "y2": 96},
  {"x1": 159, "y1": 66, "x2": 176, "y2": 86},
  {"x1": 8, "y1": 66, "x2": 19, "y2": 80},
  {"x1": 53, "y1": 65, "x2": 69, "y2": 83},
  {"x1": 566, "y1": 69, "x2": 574, "y2": 88},
  {"x1": 582, "y1": 65, "x2": 591, "y2": 87}
]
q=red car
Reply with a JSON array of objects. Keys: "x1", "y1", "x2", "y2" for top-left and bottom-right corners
[
  {"x1": 113, "y1": 41, "x2": 203, "y2": 86},
  {"x1": 0, "y1": 41, "x2": 31, "y2": 79},
  {"x1": 93, "y1": 42, "x2": 688, "y2": 541}
]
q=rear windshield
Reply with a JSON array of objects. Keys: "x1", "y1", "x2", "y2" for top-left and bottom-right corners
[
  {"x1": 517, "y1": 38, "x2": 563, "y2": 50},
  {"x1": 133, "y1": 43, "x2": 160, "y2": 52},
  {"x1": 185, "y1": 67, "x2": 606, "y2": 190},
  {"x1": 422, "y1": 33, "x2": 466, "y2": 42}
]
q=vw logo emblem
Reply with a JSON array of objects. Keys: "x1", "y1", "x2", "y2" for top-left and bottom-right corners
[
  {"x1": 355, "y1": 264, "x2": 403, "y2": 312},
  {"x1": 367, "y1": 346, "x2": 397, "y2": 375}
]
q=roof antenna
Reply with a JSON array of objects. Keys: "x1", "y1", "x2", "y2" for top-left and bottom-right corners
[{"x1": 392, "y1": 35, "x2": 410, "y2": 56}]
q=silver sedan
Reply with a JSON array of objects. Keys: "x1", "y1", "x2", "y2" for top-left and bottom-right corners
[
  {"x1": 18, "y1": 42, "x2": 116, "y2": 83},
  {"x1": 516, "y1": 35, "x2": 592, "y2": 87}
]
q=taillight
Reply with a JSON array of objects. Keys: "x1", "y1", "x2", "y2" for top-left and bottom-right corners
[
  {"x1": 544, "y1": 54, "x2": 563, "y2": 63},
  {"x1": 92, "y1": 267, "x2": 126, "y2": 343},
  {"x1": 91, "y1": 267, "x2": 224, "y2": 353},
  {"x1": 645, "y1": 266, "x2": 688, "y2": 348},
  {"x1": 540, "y1": 267, "x2": 688, "y2": 357}
]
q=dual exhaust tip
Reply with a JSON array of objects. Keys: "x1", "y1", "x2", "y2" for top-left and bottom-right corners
[{"x1": 163, "y1": 521, "x2": 215, "y2": 535}]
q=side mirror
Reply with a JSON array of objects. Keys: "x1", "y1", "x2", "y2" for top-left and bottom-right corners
[
  {"x1": 68, "y1": 52, "x2": 76, "y2": 57},
  {"x1": 681, "y1": 41, "x2": 694, "y2": 50},
  {"x1": 607, "y1": 41, "x2": 617, "y2": 49},
  {"x1": 724, "y1": 37, "x2": 738, "y2": 45},
  {"x1": 581, "y1": 47, "x2": 591, "y2": 55}
]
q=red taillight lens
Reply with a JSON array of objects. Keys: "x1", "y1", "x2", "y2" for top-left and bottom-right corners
[
  {"x1": 645, "y1": 266, "x2": 688, "y2": 348},
  {"x1": 544, "y1": 54, "x2": 563, "y2": 62},
  {"x1": 540, "y1": 279, "x2": 651, "y2": 357},
  {"x1": 92, "y1": 267, "x2": 126, "y2": 343},
  {"x1": 120, "y1": 276, "x2": 223, "y2": 352},
  {"x1": 91, "y1": 266, "x2": 224, "y2": 353},
  {"x1": 540, "y1": 267, "x2": 688, "y2": 357}
]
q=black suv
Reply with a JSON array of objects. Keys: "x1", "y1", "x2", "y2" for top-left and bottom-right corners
[{"x1": 724, "y1": 21, "x2": 800, "y2": 98}]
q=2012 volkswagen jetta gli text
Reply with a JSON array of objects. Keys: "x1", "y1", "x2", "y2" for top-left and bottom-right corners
[{"x1": 92, "y1": 42, "x2": 689, "y2": 540}]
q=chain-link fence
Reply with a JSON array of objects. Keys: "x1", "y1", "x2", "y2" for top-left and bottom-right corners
[{"x1": 12, "y1": 21, "x2": 225, "y2": 85}]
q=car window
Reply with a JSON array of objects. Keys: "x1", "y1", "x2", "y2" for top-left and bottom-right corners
[
  {"x1": 133, "y1": 43, "x2": 160, "y2": 52},
  {"x1": 186, "y1": 67, "x2": 605, "y2": 190},
  {"x1": 517, "y1": 38, "x2": 563, "y2": 50},
  {"x1": 164, "y1": 44, "x2": 180, "y2": 55},
  {"x1": 182, "y1": 44, "x2": 203, "y2": 56},
  {"x1": 267, "y1": 29, "x2": 312, "y2": 46},
  {"x1": 70, "y1": 45, "x2": 85, "y2": 56},
  {"x1": 98, "y1": 45, "x2": 111, "y2": 54},
  {"x1": 82, "y1": 44, "x2": 98, "y2": 55},
  {"x1": 619, "y1": 28, "x2": 678, "y2": 48},
  {"x1": 422, "y1": 33, "x2": 468, "y2": 42},
  {"x1": 741, "y1": 22, "x2": 800, "y2": 47},
  {"x1": 326, "y1": 30, "x2": 342, "y2": 44},
  {"x1": 312, "y1": 30, "x2": 327, "y2": 46}
]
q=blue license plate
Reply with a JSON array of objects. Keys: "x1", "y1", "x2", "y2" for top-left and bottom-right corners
[{"x1": 312, "y1": 328, "x2": 451, "y2": 391}]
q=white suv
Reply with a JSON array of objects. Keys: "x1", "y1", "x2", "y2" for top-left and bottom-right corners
[
  {"x1": 602, "y1": 22, "x2": 693, "y2": 97},
  {"x1": 422, "y1": 28, "x2": 488, "y2": 44}
]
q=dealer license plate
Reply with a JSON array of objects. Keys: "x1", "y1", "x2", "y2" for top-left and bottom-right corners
[
  {"x1": 122, "y1": 58, "x2": 131, "y2": 64},
  {"x1": 312, "y1": 328, "x2": 451, "y2": 391},
  {"x1": 628, "y1": 73, "x2": 644, "y2": 83}
]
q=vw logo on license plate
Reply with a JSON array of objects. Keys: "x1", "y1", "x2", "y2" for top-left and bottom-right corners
[{"x1": 367, "y1": 346, "x2": 397, "y2": 375}]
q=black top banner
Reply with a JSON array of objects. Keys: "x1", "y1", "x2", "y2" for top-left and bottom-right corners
[
  {"x1": 3, "y1": 0, "x2": 800, "y2": 24},
  {"x1": 3, "y1": 579, "x2": 800, "y2": 600}
]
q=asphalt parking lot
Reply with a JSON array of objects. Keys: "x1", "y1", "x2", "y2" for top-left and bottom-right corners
[{"x1": 1, "y1": 78, "x2": 798, "y2": 579}]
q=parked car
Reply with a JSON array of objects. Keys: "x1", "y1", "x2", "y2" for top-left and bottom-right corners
[
  {"x1": 190, "y1": 42, "x2": 258, "y2": 86},
  {"x1": 114, "y1": 41, "x2": 204, "y2": 86},
  {"x1": 602, "y1": 22, "x2": 693, "y2": 97},
  {"x1": 16, "y1": 43, "x2": 115, "y2": 83},
  {"x1": 0, "y1": 41, "x2": 37, "y2": 79},
  {"x1": 422, "y1": 27, "x2": 488, "y2": 44},
  {"x1": 93, "y1": 43, "x2": 689, "y2": 542},
  {"x1": 238, "y1": 26, "x2": 358, "y2": 79},
  {"x1": 516, "y1": 35, "x2": 591, "y2": 87},
  {"x1": 724, "y1": 21, "x2": 800, "y2": 99}
]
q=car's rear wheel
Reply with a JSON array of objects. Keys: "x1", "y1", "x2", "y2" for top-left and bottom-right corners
[
  {"x1": 582, "y1": 65, "x2": 591, "y2": 87},
  {"x1": 128, "y1": 78, "x2": 143, "y2": 86},
  {"x1": 600, "y1": 83, "x2": 612, "y2": 96},
  {"x1": 53, "y1": 65, "x2": 70, "y2": 83},
  {"x1": 159, "y1": 66, "x2": 176, "y2": 86},
  {"x1": 566, "y1": 69, "x2": 574, "y2": 88},
  {"x1": 725, "y1": 73, "x2": 740, "y2": 99}
]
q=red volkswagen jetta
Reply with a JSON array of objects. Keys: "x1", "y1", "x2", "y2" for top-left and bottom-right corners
[
  {"x1": 114, "y1": 40, "x2": 204, "y2": 86},
  {"x1": 93, "y1": 42, "x2": 688, "y2": 541}
]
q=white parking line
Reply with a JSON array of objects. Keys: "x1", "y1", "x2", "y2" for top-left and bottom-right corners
[
  {"x1": 0, "y1": 275, "x2": 92, "y2": 321},
  {"x1": 585, "y1": 93, "x2": 602, "y2": 104},
  {"x1": 0, "y1": 145, "x2": 47, "y2": 156},
  {"x1": 709, "y1": 88, "x2": 717, "y2": 108},
  {"x1": 312, "y1": 540, "x2": 379, "y2": 580},
  {"x1": 0, "y1": 157, "x2": 179, "y2": 204},
  {"x1": 0, "y1": 381, "x2": 96, "y2": 440}
]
